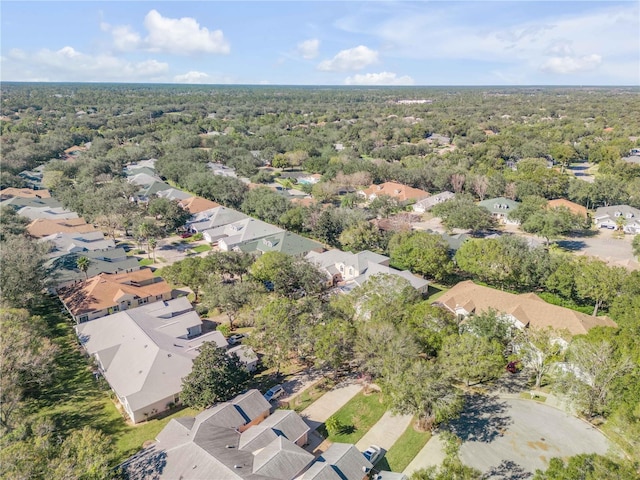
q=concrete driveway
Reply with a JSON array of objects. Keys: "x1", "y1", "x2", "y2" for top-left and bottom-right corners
[
  {"x1": 355, "y1": 411, "x2": 413, "y2": 451},
  {"x1": 405, "y1": 395, "x2": 614, "y2": 478},
  {"x1": 300, "y1": 382, "x2": 362, "y2": 432}
]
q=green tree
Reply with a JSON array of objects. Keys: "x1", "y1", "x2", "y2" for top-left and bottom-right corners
[
  {"x1": 1, "y1": 309, "x2": 57, "y2": 431},
  {"x1": 369, "y1": 194, "x2": 401, "y2": 218},
  {"x1": 632, "y1": 235, "x2": 640, "y2": 258},
  {"x1": 148, "y1": 197, "x2": 191, "y2": 235},
  {"x1": 250, "y1": 251, "x2": 324, "y2": 298},
  {"x1": 574, "y1": 258, "x2": 627, "y2": 316},
  {"x1": 517, "y1": 327, "x2": 567, "y2": 389},
  {"x1": 312, "y1": 316, "x2": 356, "y2": 371},
  {"x1": 432, "y1": 195, "x2": 495, "y2": 232},
  {"x1": 387, "y1": 360, "x2": 463, "y2": 431},
  {"x1": 521, "y1": 207, "x2": 583, "y2": 245},
  {"x1": 405, "y1": 302, "x2": 459, "y2": 357},
  {"x1": 50, "y1": 427, "x2": 115, "y2": 480},
  {"x1": 76, "y1": 256, "x2": 90, "y2": 280},
  {"x1": 348, "y1": 274, "x2": 421, "y2": 324},
  {"x1": 388, "y1": 231, "x2": 453, "y2": 281},
  {"x1": 338, "y1": 221, "x2": 385, "y2": 253},
  {"x1": 205, "y1": 280, "x2": 261, "y2": 330},
  {"x1": 440, "y1": 333, "x2": 505, "y2": 386},
  {"x1": 463, "y1": 308, "x2": 513, "y2": 349},
  {"x1": 507, "y1": 195, "x2": 547, "y2": 224},
  {"x1": 533, "y1": 453, "x2": 638, "y2": 480},
  {"x1": 0, "y1": 234, "x2": 50, "y2": 308},
  {"x1": 181, "y1": 342, "x2": 251, "y2": 408},
  {"x1": 0, "y1": 206, "x2": 29, "y2": 240},
  {"x1": 161, "y1": 257, "x2": 210, "y2": 302},
  {"x1": 241, "y1": 186, "x2": 292, "y2": 224}
]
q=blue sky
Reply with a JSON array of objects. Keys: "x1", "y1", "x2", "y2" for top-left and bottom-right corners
[{"x1": 1, "y1": 1, "x2": 638, "y2": 85}]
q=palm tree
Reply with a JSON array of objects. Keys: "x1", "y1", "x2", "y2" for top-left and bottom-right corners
[
  {"x1": 148, "y1": 237, "x2": 157, "y2": 262},
  {"x1": 76, "y1": 256, "x2": 90, "y2": 280}
]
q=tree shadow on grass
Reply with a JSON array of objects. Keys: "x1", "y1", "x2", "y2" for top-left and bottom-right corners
[
  {"x1": 482, "y1": 460, "x2": 532, "y2": 479},
  {"x1": 445, "y1": 394, "x2": 512, "y2": 444}
]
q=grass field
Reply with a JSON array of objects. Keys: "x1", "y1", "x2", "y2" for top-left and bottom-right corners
[
  {"x1": 378, "y1": 418, "x2": 431, "y2": 472},
  {"x1": 192, "y1": 244, "x2": 212, "y2": 253},
  {"x1": 319, "y1": 391, "x2": 387, "y2": 444}
]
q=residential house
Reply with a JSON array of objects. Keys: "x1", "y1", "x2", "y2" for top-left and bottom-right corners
[
  {"x1": 46, "y1": 247, "x2": 140, "y2": 289},
  {"x1": 0, "y1": 187, "x2": 52, "y2": 200},
  {"x1": 120, "y1": 390, "x2": 317, "y2": 479},
  {"x1": 228, "y1": 345, "x2": 259, "y2": 372},
  {"x1": 238, "y1": 231, "x2": 324, "y2": 257},
  {"x1": 134, "y1": 180, "x2": 175, "y2": 203},
  {"x1": 59, "y1": 268, "x2": 172, "y2": 323},
  {"x1": 300, "y1": 443, "x2": 372, "y2": 480},
  {"x1": 178, "y1": 196, "x2": 220, "y2": 214},
  {"x1": 207, "y1": 162, "x2": 238, "y2": 178},
  {"x1": 75, "y1": 297, "x2": 224, "y2": 423},
  {"x1": 124, "y1": 166, "x2": 158, "y2": 178},
  {"x1": 39, "y1": 231, "x2": 116, "y2": 257},
  {"x1": 359, "y1": 181, "x2": 430, "y2": 204},
  {"x1": 594, "y1": 205, "x2": 640, "y2": 234},
  {"x1": 204, "y1": 217, "x2": 284, "y2": 251},
  {"x1": 187, "y1": 206, "x2": 249, "y2": 234},
  {"x1": 155, "y1": 188, "x2": 193, "y2": 201},
  {"x1": 1, "y1": 195, "x2": 63, "y2": 210},
  {"x1": 413, "y1": 191, "x2": 454, "y2": 213},
  {"x1": 27, "y1": 218, "x2": 96, "y2": 239},
  {"x1": 17, "y1": 165, "x2": 45, "y2": 189},
  {"x1": 478, "y1": 197, "x2": 521, "y2": 225},
  {"x1": 547, "y1": 199, "x2": 588, "y2": 219},
  {"x1": 306, "y1": 249, "x2": 429, "y2": 293},
  {"x1": 127, "y1": 172, "x2": 163, "y2": 187},
  {"x1": 434, "y1": 281, "x2": 617, "y2": 336},
  {"x1": 16, "y1": 206, "x2": 79, "y2": 221},
  {"x1": 125, "y1": 159, "x2": 157, "y2": 173}
]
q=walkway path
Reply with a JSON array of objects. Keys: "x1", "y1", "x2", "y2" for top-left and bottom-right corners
[
  {"x1": 403, "y1": 434, "x2": 447, "y2": 476},
  {"x1": 355, "y1": 411, "x2": 413, "y2": 451}
]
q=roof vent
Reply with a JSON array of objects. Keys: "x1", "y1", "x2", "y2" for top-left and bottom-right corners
[
  {"x1": 225, "y1": 444, "x2": 235, "y2": 448},
  {"x1": 234, "y1": 465, "x2": 242, "y2": 469}
]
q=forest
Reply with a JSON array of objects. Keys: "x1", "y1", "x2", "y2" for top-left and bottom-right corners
[{"x1": 1, "y1": 83, "x2": 639, "y2": 479}]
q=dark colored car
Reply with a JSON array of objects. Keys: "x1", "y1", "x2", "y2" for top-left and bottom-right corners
[
  {"x1": 506, "y1": 361, "x2": 520, "y2": 374},
  {"x1": 180, "y1": 232, "x2": 193, "y2": 238}
]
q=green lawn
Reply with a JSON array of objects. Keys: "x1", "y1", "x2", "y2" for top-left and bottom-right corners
[
  {"x1": 27, "y1": 297, "x2": 201, "y2": 464},
  {"x1": 192, "y1": 244, "x2": 212, "y2": 253},
  {"x1": 319, "y1": 391, "x2": 387, "y2": 444},
  {"x1": 138, "y1": 258, "x2": 154, "y2": 266},
  {"x1": 379, "y1": 418, "x2": 431, "y2": 472},
  {"x1": 282, "y1": 378, "x2": 335, "y2": 413}
]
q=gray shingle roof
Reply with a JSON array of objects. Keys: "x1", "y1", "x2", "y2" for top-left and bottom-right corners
[
  {"x1": 46, "y1": 247, "x2": 140, "y2": 287},
  {"x1": 252, "y1": 436, "x2": 313, "y2": 478},
  {"x1": 301, "y1": 443, "x2": 372, "y2": 480}
]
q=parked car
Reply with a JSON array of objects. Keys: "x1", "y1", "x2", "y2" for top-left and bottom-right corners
[
  {"x1": 228, "y1": 334, "x2": 245, "y2": 345},
  {"x1": 180, "y1": 232, "x2": 193, "y2": 238},
  {"x1": 506, "y1": 360, "x2": 521, "y2": 374},
  {"x1": 263, "y1": 385, "x2": 284, "y2": 402},
  {"x1": 363, "y1": 445, "x2": 383, "y2": 465}
]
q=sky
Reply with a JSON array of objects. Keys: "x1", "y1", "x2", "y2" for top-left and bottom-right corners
[{"x1": 1, "y1": 1, "x2": 638, "y2": 85}]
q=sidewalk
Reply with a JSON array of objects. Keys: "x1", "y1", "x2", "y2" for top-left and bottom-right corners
[
  {"x1": 300, "y1": 382, "x2": 362, "y2": 432},
  {"x1": 355, "y1": 411, "x2": 413, "y2": 451}
]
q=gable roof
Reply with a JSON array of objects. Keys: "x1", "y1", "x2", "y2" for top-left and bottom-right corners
[
  {"x1": 239, "y1": 410, "x2": 310, "y2": 452},
  {"x1": 238, "y1": 231, "x2": 324, "y2": 256},
  {"x1": 413, "y1": 191, "x2": 455, "y2": 211},
  {"x1": 188, "y1": 206, "x2": 249, "y2": 233},
  {"x1": 207, "y1": 218, "x2": 284, "y2": 250},
  {"x1": 59, "y1": 268, "x2": 172, "y2": 317},
  {"x1": 16, "y1": 206, "x2": 79, "y2": 221},
  {"x1": 2, "y1": 196, "x2": 63, "y2": 210},
  {"x1": 27, "y1": 217, "x2": 96, "y2": 238},
  {"x1": 121, "y1": 390, "x2": 311, "y2": 480},
  {"x1": 0, "y1": 187, "x2": 51, "y2": 200},
  {"x1": 478, "y1": 197, "x2": 521, "y2": 215},
  {"x1": 46, "y1": 247, "x2": 140, "y2": 287},
  {"x1": 155, "y1": 188, "x2": 193, "y2": 201},
  {"x1": 360, "y1": 181, "x2": 430, "y2": 202},
  {"x1": 434, "y1": 281, "x2": 617, "y2": 336},
  {"x1": 39, "y1": 230, "x2": 115, "y2": 256},
  {"x1": 301, "y1": 443, "x2": 372, "y2": 480},
  {"x1": 179, "y1": 196, "x2": 220, "y2": 214},
  {"x1": 547, "y1": 199, "x2": 587, "y2": 218},
  {"x1": 75, "y1": 297, "x2": 202, "y2": 413}
]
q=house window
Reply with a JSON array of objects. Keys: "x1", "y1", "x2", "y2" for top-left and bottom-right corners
[{"x1": 79, "y1": 315, "x2": 88, "y2": 323}]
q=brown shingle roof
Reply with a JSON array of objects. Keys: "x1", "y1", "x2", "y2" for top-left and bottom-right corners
[
  {"x1": 360, "y1": 181, "x2": 430, "y2": 202},
  {"x1": 179, "y1": 196, "x2": 220, "y2": 214},
  {"x1": 0, "y1": 187, "x2": 51, "y2": 200},
  {"x1": 435, "y1": 281, "x2": 616, "y2": 336},
  {"x1": 547, "y1": 199, "x2": 588, "y2": 218},
  {"x1": 59, "y1": 269, "x2": 172, "y2": 317},
  {"x1": 27, "y1": 218, "x2": 96, "y2": 238}
]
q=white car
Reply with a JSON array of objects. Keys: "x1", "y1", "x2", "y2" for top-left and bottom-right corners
[
  {"x1": 363, "y1": 445, "x2": 383, "y2": 465},
  {"x1": 263, "y1": 385, "x2": 284, "y2": 402}
]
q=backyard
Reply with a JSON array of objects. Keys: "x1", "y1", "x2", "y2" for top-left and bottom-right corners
[{"x1": 319, "y1": 390, "x2": 387, "y2": 444}]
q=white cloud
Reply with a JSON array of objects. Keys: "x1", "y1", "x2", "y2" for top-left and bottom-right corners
[
  {"x1": 2, "y1": 46, "x2": 168, "y2": 82},
  {"x1": 297, "y1": 38, "x2": 320, "y2": 59},
  {"x1": 318, "y1": 45, "x2": 378, "y2": 72},
  {"x1": 174, "y1": 71, "x2": 210, "y2": 84},
  {"x1": 344, "y1": 71, "x2": 414, "y2": 86},
  {"x1": 540, "y1": 54, "x2": 602, "y2": 75},
  {"x1": 111, "y1": 25, "x2": 142, "y2": 51},
  {"x1": 143, "y1": 9, "x2": 229, "y2": 55}
]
